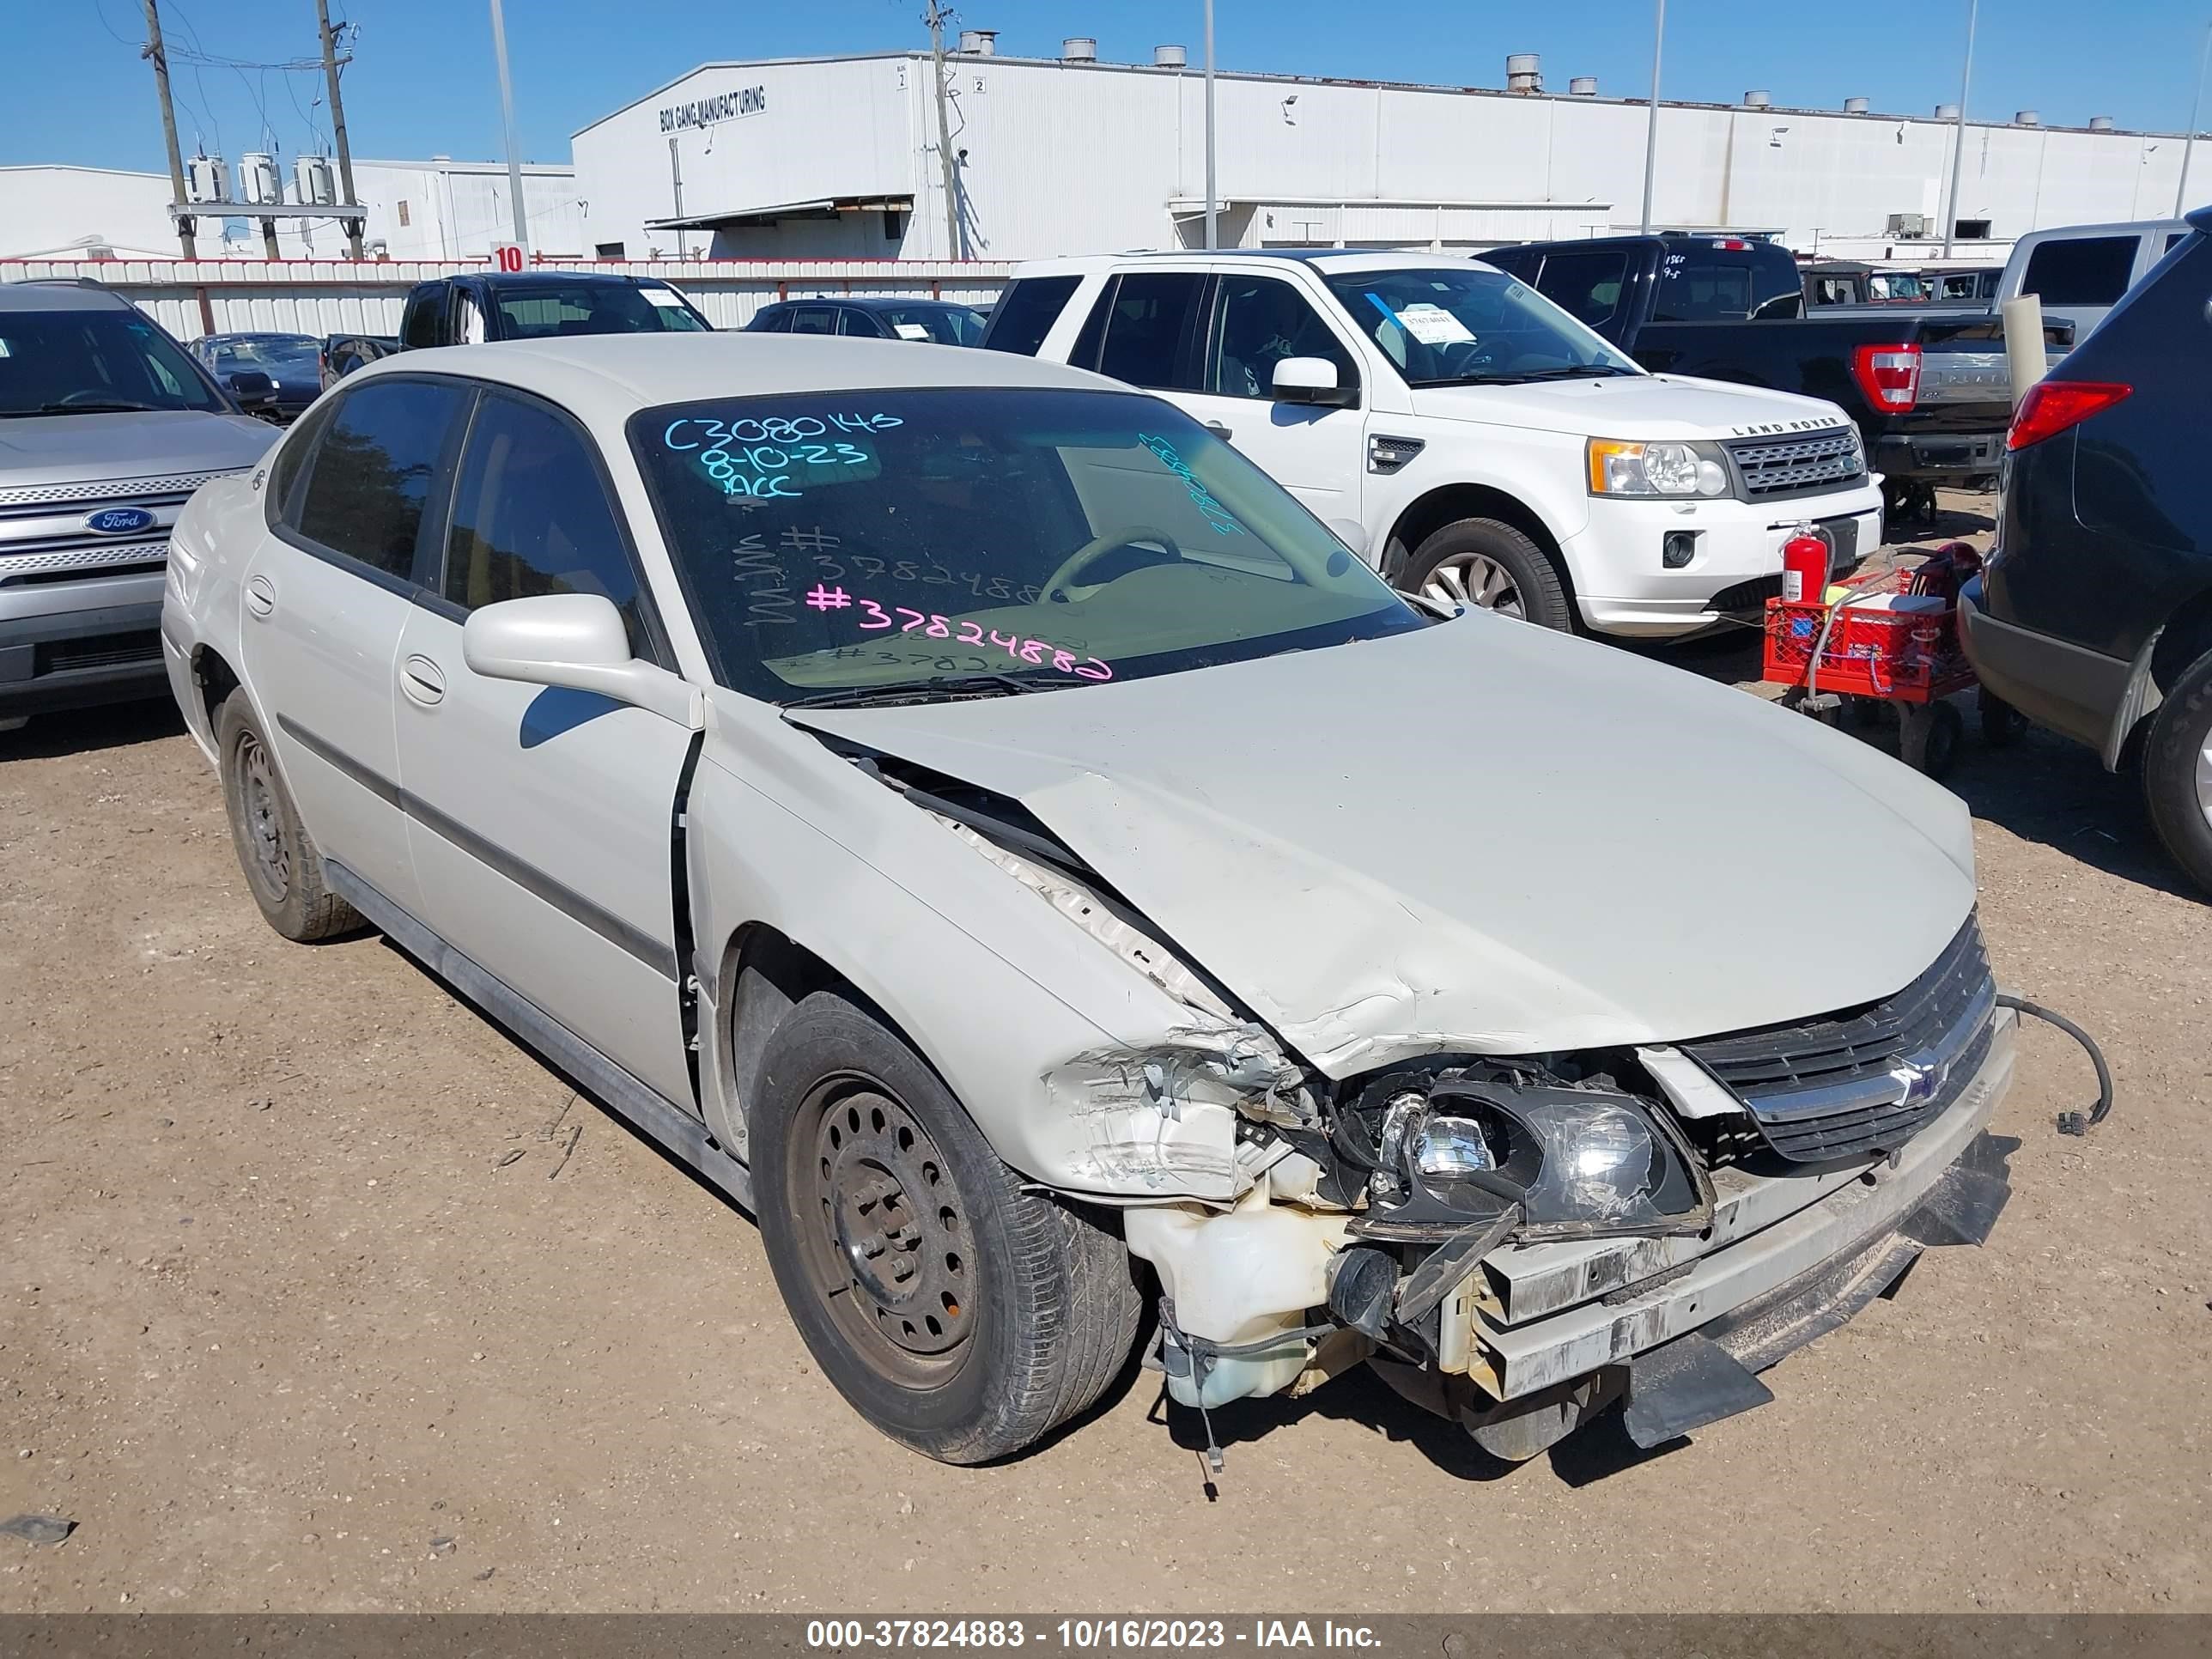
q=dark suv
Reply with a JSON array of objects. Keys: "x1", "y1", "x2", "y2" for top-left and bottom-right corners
[{"x1": 1960, "y1": 206, "x2": 2212, "y2": 890}]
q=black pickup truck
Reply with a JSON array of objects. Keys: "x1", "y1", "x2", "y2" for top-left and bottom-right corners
[
  {"x1": 324, "y1": 270, "x2": 712, "y2": 381},
  {"x1": 1483, "y1": 235, "x2": 2053, "y2": 518}
]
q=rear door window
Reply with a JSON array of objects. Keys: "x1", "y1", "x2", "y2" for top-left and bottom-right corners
[
  {"x1": 1651, "y1": 244, "x2": 1802, "y2": 320},
  {"x1": 836, "y1": 309, "x2": 884, "y2": 337},
  {"x1": 787, "y1": 307, "x2": 837, "y2": 336},
  {"x1": 978, "y1": 276, "x2": 1080, "y2": 355},
  {"x1": 2019, "y1": 236, "x2": 2138, "y2": 307},
  {"x1": 1532, "y1": 248, "x2": 1632, "y2": 329},
  {"x1": 289, "y1": 379, "x2": 471, "y2": 583},
  {"x1": 1097, "y1": 271, "x2": 1206, "y2": 391}
]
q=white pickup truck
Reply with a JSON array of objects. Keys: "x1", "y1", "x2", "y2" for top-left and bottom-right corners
[{"x1": 983, "y1": 250, "x2": 1884, "y2": 636}]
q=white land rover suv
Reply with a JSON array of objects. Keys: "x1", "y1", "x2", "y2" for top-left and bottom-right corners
[{"x1": 983, "y1": 252, "x2": 1885, "y2": 637}]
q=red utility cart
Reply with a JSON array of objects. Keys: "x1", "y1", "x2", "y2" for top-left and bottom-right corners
[{"x1": 1762, "y1": 543, "x2": 2024, "y2": 777}]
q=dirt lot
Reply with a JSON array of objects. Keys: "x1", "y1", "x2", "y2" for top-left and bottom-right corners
[{"x1": 4, "y1": 498, "x2": 2209, "y2": 1613}]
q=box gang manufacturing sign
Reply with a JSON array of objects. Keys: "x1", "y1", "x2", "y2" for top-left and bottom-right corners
[{"x1": 660, "y1": 84, "x2": 767, "y2": 133}]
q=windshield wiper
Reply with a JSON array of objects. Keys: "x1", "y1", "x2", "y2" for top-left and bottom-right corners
[
  {"x1": 778, "y1": 672, "x2": 1075, "y2": 711},
  {"x1": 1516, "y1": 364, "x2": 1638, "y2": 380},
  {"x1": 9, "y1": 399, "x2": 164, "y2": 416}
]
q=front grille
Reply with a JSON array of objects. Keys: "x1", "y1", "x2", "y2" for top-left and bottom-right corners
[
  {"x1": 0, "y1": 540, "x2": 170, "y2": 584},
  {"x1": 0, "y1": 471, "x2": 231, "y2": 510},
  {"x1": 1680, "y1": 915, "x2": 1996, "y2": 1164},
  {"x1": 34, "y1": 630, "x2": 163, "y2": 675},
  {"x1": 1710, "y1": 574, "x2": 1784, "y2": 613},
  {"x1": 1723, "y1": 427, "x2": 1864, "y2": 497}
]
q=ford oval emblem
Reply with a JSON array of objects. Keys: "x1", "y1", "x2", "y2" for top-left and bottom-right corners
[{"x1": 84, "y1": 506, "x2": 157, "y2": 536}]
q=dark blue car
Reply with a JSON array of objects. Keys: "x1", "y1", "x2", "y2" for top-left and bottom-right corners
[
  {"x1": 744, "y1": 297, "x2": 987, "y2": 346},
  {"x1": 1961, "y1": 205, "x2": 2212, "y2": 891}
]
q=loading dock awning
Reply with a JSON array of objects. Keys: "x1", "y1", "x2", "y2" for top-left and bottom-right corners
[{"x1": 646, "y1": 194, "x2": 914, "y2": 232}]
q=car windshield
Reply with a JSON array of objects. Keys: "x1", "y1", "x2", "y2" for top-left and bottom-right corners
[
  {"x1": 630, "y1": 386, "x2": 1422, "y2": 704},
  {"x1": 879, "y1": 306, "x2": 987, "y2": 346},
  {"x1": 1320, "y1": 266, "x2": 1640, "y2": 387},
  {"x1": 494, "y1": 283, "x2": 708, "y2": 339},
  {"x1": 0, "y1": 307, "x2": 227, "y2": 416},
  {"x1": 210, "y1": 335, "x2": 319, "y2": 370}
]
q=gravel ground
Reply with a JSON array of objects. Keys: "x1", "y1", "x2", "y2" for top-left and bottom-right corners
[{"x1": 3, "y1": 495, "x2": 2209, "y2": 1613}]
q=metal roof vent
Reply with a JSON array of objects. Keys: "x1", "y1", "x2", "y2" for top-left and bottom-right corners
[
  {"x1": 2088, "y1": 114, "x2": 2115, "y2": 131},
  {"x1": 2015, "y1": 109, "x2": 2039, "y2": 125},
  {"x1": 1060, "y1": 37, "x2": 1097, "y2": 62},
  {"x1": 1844, "y1": 96, "x2": 1869, "y2": 114},
  {"x1": 1935, "y1": 103, "x2": 1960, "y2": 119},
  {"x1": 956, "y1": 29, "x2": 996, "y2": 54},
  {"x1": 1744, "y1": 90, "x2": 1771, "y2": 108},
  {"x1": 1154, "y1": 44, "x2": 1186, "y2": 68},
  {"x1": 1569, "y1": 76, "x2": 1598, "y2": 96},
  {"x1": 1506, "y1": 53, "x2": 1541, "y2": 94}
]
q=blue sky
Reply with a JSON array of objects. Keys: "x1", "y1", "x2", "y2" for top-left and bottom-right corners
[{"x1": 11, "y1": 0, "x2": 2211, "y2": 175}]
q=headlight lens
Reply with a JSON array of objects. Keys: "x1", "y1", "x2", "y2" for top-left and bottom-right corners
[
  {"x1": 1588, "y1": 437, "x2": 1733, "y2": 499},
  {"x1": 1368, "y1": 1078, "x2": 1712, "y2": 1241}
]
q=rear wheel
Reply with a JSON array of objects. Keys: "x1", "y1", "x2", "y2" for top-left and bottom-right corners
[
  {"x1": 752, "y1": 991, "x2": 1143, "y2": 1463},
  {"x1": 2142, "y1": 646, "x2": 2212, "y2": 896},
  {"x1": 1400, "y1": 518, "x2": 1573, "y2": 632},
  {"x1": 216, "y1": 691, "x2": 362, "y2": 941}
]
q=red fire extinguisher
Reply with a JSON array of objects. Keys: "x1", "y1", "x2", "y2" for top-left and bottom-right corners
[{"x1": 1780, "y1": 523, "x2": 1829, "y2": 605}]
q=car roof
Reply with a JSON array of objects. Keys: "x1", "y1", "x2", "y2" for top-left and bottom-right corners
[
  {"x1": 450, "y1": 270, "x2": 673, "y2": 291},
  {"x1": 2013, "y1": 219, "x2": 2190, "y2": 243},
  {"x1": 0, "y1": 280, "x2": 137, "y2": 313},
  {"x1": 761, "y1": 296, "x2": 975, "y2": 312},
  {"x1": 1008, "y1": 248, "x2": 1497, "y2": 278},
  {"x1": 352, "y1": 331, "x2": 1122, "y2": 410}
]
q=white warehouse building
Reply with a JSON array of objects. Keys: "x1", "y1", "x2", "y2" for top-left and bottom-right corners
[{"x1": 573, "y1": 43, "x2": 2205, "y2": 264}]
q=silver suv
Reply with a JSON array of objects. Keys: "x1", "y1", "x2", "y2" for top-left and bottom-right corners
[{"x1": 1, "y1": 281, "x2": 276, "y2": 729}]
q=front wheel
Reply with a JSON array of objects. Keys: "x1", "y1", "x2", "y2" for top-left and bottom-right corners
[
  {"x1": 1399, "y1": 518, "x2": 1573, "y2": 632},
  {"x1": 751, "y1": 992, "x2": 1143, "y2": 1463},
  {"x1": 2142, "y1": 646, "x2": 2212, "y2": 896}
]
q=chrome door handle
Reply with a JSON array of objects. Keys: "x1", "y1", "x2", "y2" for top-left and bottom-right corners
[
  {"x1": 1204, "y1": 421, "x2": 1233, "y2": 441},
  {"x1": 400, "y1": 653, "x2": 446, "y2": 707},
  {"x1": 245, "y1": 574, "x2": 276, "y2": 618}
]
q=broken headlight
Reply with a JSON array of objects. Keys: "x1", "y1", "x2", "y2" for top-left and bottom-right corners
[{"x1": 1358, "y1": 1072, "x2": 1713, "y2": 1243}]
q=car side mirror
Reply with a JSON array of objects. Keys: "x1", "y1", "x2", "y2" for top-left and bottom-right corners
[
  {"x1": 1273, "y1": 356, "x2": 1357, "y2": 407},
  {"x1": 462, "y1": 594, "x2": 703, "y2": 729},
  {"x1": 227, "y1": 370, "x2": 278, "y2": 415}
]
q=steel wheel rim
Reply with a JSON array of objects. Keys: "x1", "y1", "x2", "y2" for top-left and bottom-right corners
[
  {"x1": 237, "y1": 732, "x2": 292, "y2": 902},
  {"x1": 795, "y1": 1079, "x2": 975, "y2": 1387},
  {"x1": 2196, "y1": 732, "x2": 2212, "y2": 829},
  {"x1": 1422, "y1": 554, "x2": 1525, "y2": 619}
]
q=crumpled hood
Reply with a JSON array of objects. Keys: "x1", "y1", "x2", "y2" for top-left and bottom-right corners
[
  {"x1": 796, "y1": 618, "x2": 1975, "y2": 1077},
  {"x1": 0, "y1": 410, "x2": 275, "y2": 487},
  {"x1": 1412, "y1": 373, "x2": 1852, "y2": 441}
]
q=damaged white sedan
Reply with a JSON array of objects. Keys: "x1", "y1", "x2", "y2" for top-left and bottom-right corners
[{"x1": 163, "y1": 333, "x2": 2022, "y2": 1466}]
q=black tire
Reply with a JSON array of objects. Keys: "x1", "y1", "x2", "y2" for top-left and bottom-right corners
[
  {"x1": 2142, "y1": 647, "x2": 2212, "y2": 896},
  {"x1": 215, "y1": 690, "x2": 362, "y2": 942},
  {"x1": 1978, "y1": 686, "x2": 2027, "y2": 748},
  {"x1": 1899, "y1": 698, "x2": 1965, "y2": 779},
  {"x1": 751, "y1": 990, "x2": 1143, "y2": 1464},
  {"x1": 1399, "y1": 518, "x2": 1573, "y2": 632}
]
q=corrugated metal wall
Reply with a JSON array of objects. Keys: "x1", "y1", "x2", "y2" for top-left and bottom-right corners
[{"x1": 0, "y1": 258, "x2": 1013, "y2": 339}]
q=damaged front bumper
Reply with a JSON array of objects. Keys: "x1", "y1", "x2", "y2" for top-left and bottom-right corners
[{"x1": 1440, "y1": 1007, "x2": 2016, "y2": 1438}]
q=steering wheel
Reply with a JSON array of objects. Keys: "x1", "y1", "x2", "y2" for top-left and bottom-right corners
[{"x1": 1041, "y1": 526, "x2": 1183, "y2": 601}]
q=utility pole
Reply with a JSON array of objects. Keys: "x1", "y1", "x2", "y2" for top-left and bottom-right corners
[
  {"x1": 316, "y1": 0, "x2": 364, "y2": 258},
  {"x1": 2178, "y1": 20, "x2": 2212, "y2": 216},
  {"x1": 925, "y1": 1, "x2": 961, "y2": 258},
  {"x1": 1204, "y1": 0, "x2": 1217, "y2": 248},
  {"x1": 1638, "y1": 0, "x2": 1664, "y2": 234},
  {"x1": 1941, "y1": 0, "x2": 1978, "y2": 258},
  {"x1": 489, "y1": 0, "x2": 531, "y2": 255},
  {"x1": 141, "y1": 0, "x2": 198, "y2": 259}
]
